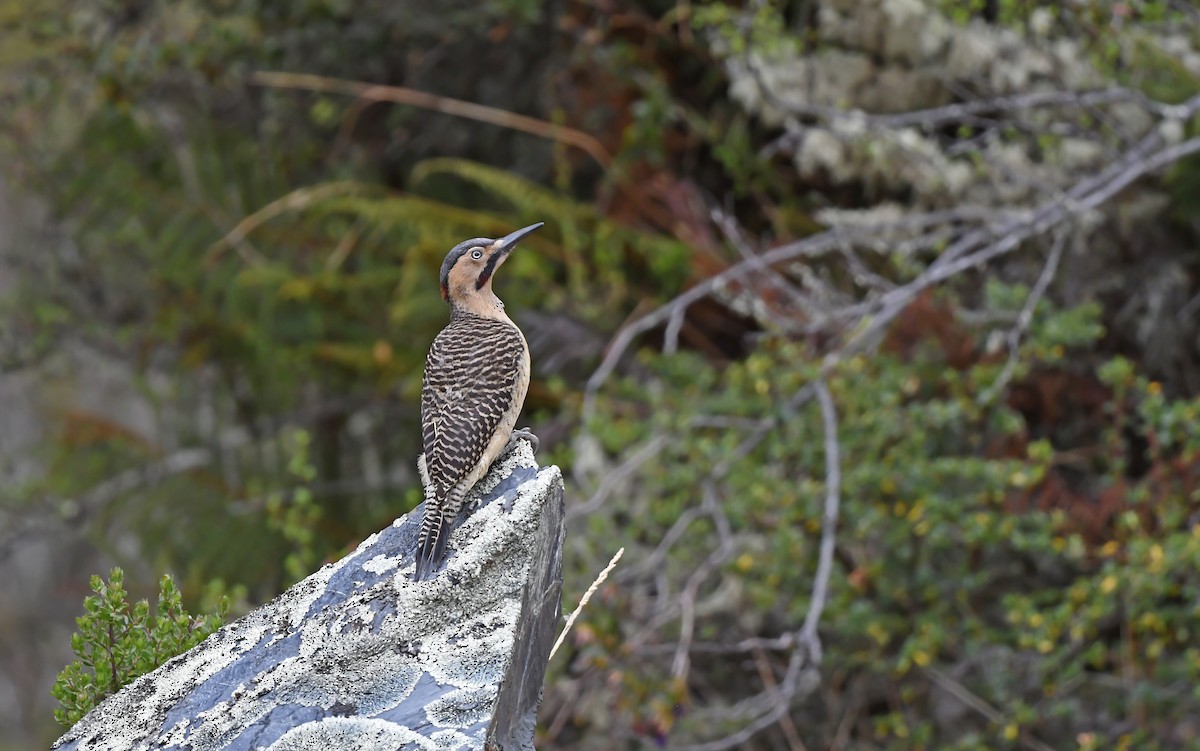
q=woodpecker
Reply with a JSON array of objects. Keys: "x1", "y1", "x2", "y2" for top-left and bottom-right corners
[{"x1": 413, "y1": 222, "x2": 543, "y2": 581}]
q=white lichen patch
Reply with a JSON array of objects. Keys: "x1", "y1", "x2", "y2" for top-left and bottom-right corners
[
  {"x1": 281, "y1": 557, "x2": 339, "y2": 630},
  {"x1": 264, "y1": 717, "x2": 438, "y2": 751},
  {"x1": 423, "y1": 685, "x2": 496, "y2": 729},
  {"x1": 418, "y1": 600, "x2": 522, "y2": 689},
  {"x1": 435, "y1": 727, "x2": 481, "y2": 750},
  {"x1": 362, "y1": 553, "x2": 401, "y2": 575}
]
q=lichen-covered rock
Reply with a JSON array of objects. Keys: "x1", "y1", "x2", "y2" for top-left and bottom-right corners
[{"x1": 53, "y1": 440, "x2": 564, "y2": 751}]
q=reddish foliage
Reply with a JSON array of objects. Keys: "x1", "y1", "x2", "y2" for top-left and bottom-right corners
[
  {"x1": 1005, "y1": 369, "x2": 1110, "y2": 432},
  {"x1": 883, "y1": 291, "x2": 977, "y2": 369},
  {"x1": 56, "y1": 410, "x2": 152, "y2": 452},
  {"x1": 1003, "y1": 370, "x2": 1200, "y2": 546},
  {"x1": 608, "y1": 169, "x2": 723, "y2": 263},
  {"x1": 1008, "y1": 473, "x2": 1129, "y2": 545}
]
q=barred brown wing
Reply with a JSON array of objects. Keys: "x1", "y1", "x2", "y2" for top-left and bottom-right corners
[{"x1": 420, "y1": 315, "x2": 525, "y2": 498}]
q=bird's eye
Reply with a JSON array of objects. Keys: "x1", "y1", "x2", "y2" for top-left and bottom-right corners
[{"x1": 470, "y1": 249, "x2": 484, "y2": 260}]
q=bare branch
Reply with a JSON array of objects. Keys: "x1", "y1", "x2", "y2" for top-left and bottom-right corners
[
  {"x1": 674, "y1": 648, "x2": 809, "y2": 751},
  {"x1": 568, "y1": 434, "x2": 669, "y2": 521},
  {"x1": 712, "y1": 207, "x2": 811, "y2": 314},
  {"x1": 870, "y1": 88, "x2": 1185, "y2": 130},
  {"x1": 205, "y1": 180, "x2": 374, "y2": 264},
  {"x1": 745, "y1": 54, "x2": 1183, "y2": 132},
  {"x1": 664, "y1": 305, "x2": 687, "y2": 355},
  {"x1": 633, "y1": 635, "x2": 796, "y2": 656},
  {"x1": 577, "y1": 50, "x2": 1200, "y2": 751},
  {"x1": 751, "y1": 647, "x2": 809, "y2": 751},
  {"x1": 802, "y1": 380, "x2": 841, "y2": 660},
  {"x1": 978, "y1": 228, "x2": 1069, "y2": 404},
  {"x1": 830, "y1": 130, "x2": 1200, "y2": 359},
  {"x1": 640, "y1": 381, "x2": 840, "y2": 751},
  {"x1": 584, "y1": 208, "x2": 993, "y2": 415},
  {"x1": 630, "y1": 503, "x2": 708, "y2": 582},
  {"x1": 710, "y1": 383, "x2": 815, "y2": 480},
  {"x1": 671, "y1": 483, "x2": 736, "y2": 682},
  {"x1": 250, "y1": 71, "x2": 613, "y2": 168},
  {"x1": 924, "y1": 668, "x2": 1059, "y2": 751}
]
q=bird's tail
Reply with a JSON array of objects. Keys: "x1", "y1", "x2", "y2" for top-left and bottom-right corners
[{"x1": 413, "y1": 510, "x2": 450, "y2": 581}]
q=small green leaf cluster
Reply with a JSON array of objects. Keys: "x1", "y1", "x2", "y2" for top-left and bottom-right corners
[
  {"x1": 264, "y1": 428, "x2": 323, "y2": 584},
  {"x1": 693, "y1": 0, "x2": 797, "y2": 57},
  {"x1": 51, "y1": 568, "x2": 228, "y2": 729}
]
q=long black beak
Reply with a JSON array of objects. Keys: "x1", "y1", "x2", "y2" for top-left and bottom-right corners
[{"x1": 495, "y1": 222, "x2": 544, "y2": 253}]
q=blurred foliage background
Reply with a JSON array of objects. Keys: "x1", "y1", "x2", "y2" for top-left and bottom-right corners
[{"x1": 4, "y1": 0, "x2": 1200, "y2": 749}]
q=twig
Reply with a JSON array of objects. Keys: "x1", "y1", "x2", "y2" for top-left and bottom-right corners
[
  {"x1": 549, "y1": 547, "x2": 624, "y2": 661},
  {"x1": 751, "y1": 647, "x2": 809, "y2": 751},
  {"x1": 643, "y1": 382, "x2": 840, "y2": 751},
  {"x1": 830, "y1": 677, "x2": 863, "y2": 751},
  {"x1": 712, "y1": 207, "x2": 810, "y2": 316},
  {"x1": 630, "y1": 503, "x2": 708, "y2": 581},
  {"x1": 544, "y1": 678, "x2": 583, "y2": 742},
  {"x1": 664, "y1": 305, "x2": 687, "y2": 355},
  {"x1": 873, "y1": 88, "x2": 1187, "y2": 130},
  {"x1": 747, "y1": 63, "x2": 1185, "y2": 131},
  {"x1": 633, "y1": 635, "x2": 796, "y2": 656},
  {"x1": 978, "y1": 228, "x2": 1069, "y2": 404},
  {"x1": 568, "y1": 435, "x2": 669, "y2": 521},
  {"x1": 923, "y1": 668, "x2": 1058, "y2": 751},
  {"x1": 205, "y1": 180, "x2": 374, "y2": 264},
  {"x1": 570, "y1": 70, "x2": 1200, "y2": 751},
  {"x1": 674, "y1": 648, "x2": 807, "y2": 751},
  {"x1": 250, "y1": 71, "x2": 612, "y2": 168},
  {"x1": 671, "y1": 483, "x2": 736, "y2": 682},
  {"x1": 709, "y1": 383, "x2": 816, "y2": 480},
  {"x1": 325, "y1": 218, "x2": 365, "y2": 272}
]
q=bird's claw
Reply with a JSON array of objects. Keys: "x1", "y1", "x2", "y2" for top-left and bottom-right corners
[{"x1": 507, "y1": 427, "x2": 540, "y2": 454}]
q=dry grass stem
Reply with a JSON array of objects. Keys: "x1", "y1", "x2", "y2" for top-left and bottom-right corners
[{"x1": 549, "y1": 547, "x2": 625, "y2": 661}]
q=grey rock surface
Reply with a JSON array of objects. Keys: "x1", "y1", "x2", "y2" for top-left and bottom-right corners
[{"x1": 53, "y1": 441, "x2": 564, "y2": 751}]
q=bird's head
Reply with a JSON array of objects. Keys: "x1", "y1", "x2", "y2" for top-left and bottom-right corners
[{"x1": 439, "y1": 222, "x2": 544, "y2": 307}]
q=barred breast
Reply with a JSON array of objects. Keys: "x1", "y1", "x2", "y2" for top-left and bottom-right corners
[{"x1": 420, "y1": 313, "x2": 528, "y2": 500}]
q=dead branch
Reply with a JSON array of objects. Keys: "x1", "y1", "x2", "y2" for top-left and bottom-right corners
[
  {"x1": 924, "y1": 668, "x2": 1058, "y2": 751},
  {"x1": 583, "y1": 208, "x2": 990, "y2": 416},
  {"x1": 978, "y1": 228, "x2": 1070, "y2": 404},
  {"x1": 802, "y1": 380, "x2": 840, "y2": 661},
  {"x1": 250, "y1": 71, "x2": 612, "y2": 168},
  {"x1": 205, "y1": 180, "x2": 375, "y2": 264}
]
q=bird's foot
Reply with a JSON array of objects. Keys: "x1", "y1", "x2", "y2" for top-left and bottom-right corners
[{"x1": 506, "y1": 427, "x2": 540, "y2": 455}]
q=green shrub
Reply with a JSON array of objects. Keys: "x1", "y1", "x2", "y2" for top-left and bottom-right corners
[
  {"x1": 51, "y1": 568, "x2": 228, "y2": 729},
  {"x1": 569, "y1": 290, "x2": 1200, "y2": 748}
]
